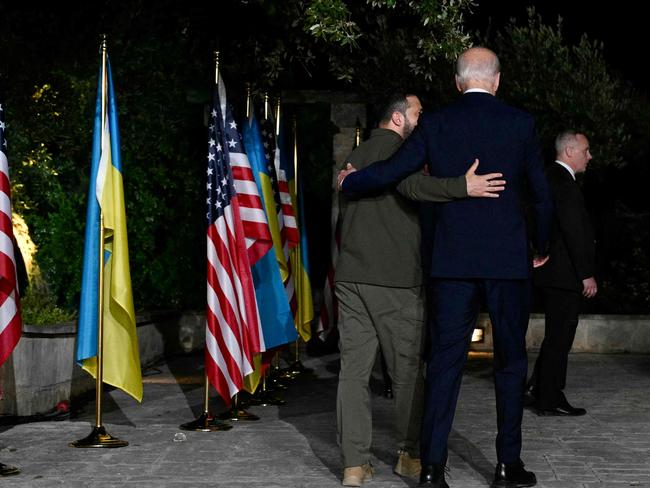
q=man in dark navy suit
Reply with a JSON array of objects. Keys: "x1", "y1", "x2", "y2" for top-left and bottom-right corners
[
  {"x1": 339, "y1": 47, "x2": 553, "y2": 488},
  {"x1": 528, "y1": 131, "x2": 597, "y2": 417}
]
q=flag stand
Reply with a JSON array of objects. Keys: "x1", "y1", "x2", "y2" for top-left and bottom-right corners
[
  {"x1": 286, "y1": 339, "x2": 311, "y2": 377},
  {"x1": 217, "y1": 394, "x2": 260, "y2": 421},
  {"x1": 70, "y1": 37, "x2": 129, "y2": 448},
  {"x1": 284, "y1": 118, "x2": 313, "y2": 378},
  {"x1": 253, "y1": 369, "x2": 286, "y2": 406},
  {"x1": 269, "y1": 351, "x2": 292, "y2": 387},
  {"x1": 179, "y1": 374, "x2": 233, "y2": 431}
]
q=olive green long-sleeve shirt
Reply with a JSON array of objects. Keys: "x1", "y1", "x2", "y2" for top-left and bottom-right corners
[{"x1": 335, "y1": 128, "x2": 467, "y2": 287}]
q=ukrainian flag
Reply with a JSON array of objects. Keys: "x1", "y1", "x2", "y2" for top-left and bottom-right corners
[
  {"x1": 242, "y1": 114, "x2": 297, "y2": 349},
  {"x1": 279, "y1": 124, "x2": 314, "y2": 342},
  {"x1": 76, "y1": 57, "x2": 142, "y2": 402}
]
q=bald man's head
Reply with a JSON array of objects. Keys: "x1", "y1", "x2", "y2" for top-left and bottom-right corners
[{"x1": 455, "y1": 47, "x2": 501, "y2": 94}]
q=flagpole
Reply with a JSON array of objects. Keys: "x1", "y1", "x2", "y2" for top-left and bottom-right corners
[
  {"x1": 71, "y1": 35, "x2": 129, "y2": 447},
  {"x1": 275, "y1": 97, "x2": 281, "y2": 137},
  {"x1": 284, "y1": 115, "x2": 308, "y2": 375},
  {"x1": 264, "y1": 92, "x2": 269, "y2": 120},
  {"x1": 355, "y1": 118, "x2": 361, "y2": 148},
  {"x1": 246, "y1": 83, "x2": 252, "y2": 119},
  {"x1": 180, "y1": 50, "x2": 233, "y2": 432}
]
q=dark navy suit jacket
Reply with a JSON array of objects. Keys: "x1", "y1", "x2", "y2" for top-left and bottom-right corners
[{"x1": 342, "y1": 92, "x2": 553, "y2": 280}]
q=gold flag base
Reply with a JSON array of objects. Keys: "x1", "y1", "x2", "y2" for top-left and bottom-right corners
[
  {"x1": 69, "y1": 425, "x2": 128, "y2": 448},
  {"x1": 217, "y1": 407, "x2": 259, "y2": 421},
  {"x1": 179, "y1": 412, "x2": 232, "y2": 432},
  {"x1": 0, "y1": 463, "x2": 20, "y2": 476}
]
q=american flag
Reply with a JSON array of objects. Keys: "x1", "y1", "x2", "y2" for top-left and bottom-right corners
[
  {"x1": 205, "y1": 84, "x2": 263, "y2": 405},
  {"x1": 0, "y1": 101, "x2": 22, "y2": 367},
  {"x1": 221, "y1": 85, "x2": 272, "y2": 266}
]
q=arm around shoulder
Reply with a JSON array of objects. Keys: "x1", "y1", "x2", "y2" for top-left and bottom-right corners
[{"x1": 397, "y1": 173, "x2": 467, "y2": 202}]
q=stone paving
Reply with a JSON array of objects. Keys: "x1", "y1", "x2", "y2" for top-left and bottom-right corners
[{"x1": 1, "y1": 350, "x2": 649, "y2": 487}]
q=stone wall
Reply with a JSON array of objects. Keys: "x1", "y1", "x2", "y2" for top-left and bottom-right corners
[
  {"x1": 471, "y1": 313, "x2": 650, "y2": 354},
  {"x1": 0, "y1": 312, "x2": 205, "y2": 417}
]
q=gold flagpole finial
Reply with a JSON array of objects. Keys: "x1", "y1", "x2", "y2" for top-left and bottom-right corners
[
  {"x1": 354, "y1": 117, "x2": 361, "y2": 148},
  {"x1": 246, "y1": 83, "x2": 252, "y2": 119},
  {"x1": 214, "y1": 51, "x2": 220, "y2": 85},
  {"x1": 100, "y1": 35, "x2": 108, "y2": 134},
  {"x1": 264, "y1": 92, "x2": 269, "y2": 120}
]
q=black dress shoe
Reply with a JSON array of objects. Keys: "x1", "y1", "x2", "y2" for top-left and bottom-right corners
[
  {"x1": 537, "y1": 398, "x2": 586, "y2": 416},
  {"x1": 419, "y1": 464, "x2": 449, "y2": 487},
  {"x1": 492, "y1": 460, "x2": 536, "y2": 487}
]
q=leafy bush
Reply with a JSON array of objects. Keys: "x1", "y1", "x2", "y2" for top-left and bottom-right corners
[{"x1": 20, "y1": 288, "x2": 76, "y2": 326}]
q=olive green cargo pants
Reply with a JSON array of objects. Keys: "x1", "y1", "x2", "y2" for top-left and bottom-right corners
[{"x1": 335, "y1": 282, "x2": 425, "y2": 467}]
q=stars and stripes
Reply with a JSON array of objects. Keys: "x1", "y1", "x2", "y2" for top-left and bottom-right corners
[
  {"x1": 205, "y1": 83, "x2": 264, "y2": 405},
  {"x1": 218, "y1": 82, "x2": 272, "y2": 267},
  {"x1": 0, "y1": 101, "x2": 22, "y2": 367}
]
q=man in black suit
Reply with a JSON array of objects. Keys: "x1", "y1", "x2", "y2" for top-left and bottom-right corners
[
  {"x1": 339, "y1": 47, "x2": 553, "y2": 488},
  {"x1": 528, "y1": 130, "x2": 597, "y2": 416}
]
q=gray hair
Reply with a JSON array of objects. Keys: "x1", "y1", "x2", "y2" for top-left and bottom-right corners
[
  {"x1": 555, "y1": 130, "x2": 581, "y2": 155},
  {"x1": 456, "y1": 48, "x2": 500, "y2": 85}
]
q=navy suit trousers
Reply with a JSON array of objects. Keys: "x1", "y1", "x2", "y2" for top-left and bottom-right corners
[{"x1": 421, "y1": 279, "x2": 531, "y2": 465}]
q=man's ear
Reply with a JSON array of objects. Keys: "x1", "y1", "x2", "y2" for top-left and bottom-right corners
[
  {"x1": 493, "y1": 72, "x2": 500, "y2": 93},
  {"x1": 455, "y1": 75, "x2": 463, "y2": 93},
  {"x1": 391, "y1": 111, "x2": 403, "y2": 127}
]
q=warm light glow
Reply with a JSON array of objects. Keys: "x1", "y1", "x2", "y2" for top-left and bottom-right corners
[
  {"x1": 12, "y1": 212, "x2": 45, "y2": 290},
  {"x1": 471, "y1": 327, "x2": 484, "y2": 343}
]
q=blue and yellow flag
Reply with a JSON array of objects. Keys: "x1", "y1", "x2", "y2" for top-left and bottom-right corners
[
  {"x1": 242, "y1": 114, "x2": 297, "y2": 350},
  {"x1": 76, "y1": 57, "x2": 142, "y2": 402},
  {"x1": 279, "y1": 124, "x2": 314, "y2": 342}
]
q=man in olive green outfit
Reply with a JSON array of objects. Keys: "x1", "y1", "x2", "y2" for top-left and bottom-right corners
[{"x1": 335, "y1": 93, "x2": 505, "y2": 487}]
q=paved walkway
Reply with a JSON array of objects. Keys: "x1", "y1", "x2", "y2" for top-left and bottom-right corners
[{"x1": 1, "y1": 350, "x2": 649, "y2": 487}]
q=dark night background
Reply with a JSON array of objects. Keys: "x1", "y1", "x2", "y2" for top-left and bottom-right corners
[
  {"x1": 472, "y1": 0, "x2": 647, "y2": 90},
  {"x1": 0, "y1": 1, "x2": 647, "y2": 317}
]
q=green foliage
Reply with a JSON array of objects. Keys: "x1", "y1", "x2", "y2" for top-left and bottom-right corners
[
  {"x1": 493, "y1": 9, "x2": 631, "y2": 171},
  {"x1": 20, "y1": 288, "x2": 77, "y2": 326},
  {"x1": 301, "y1": 0, "x2": 474, "y2": 86},
  {"x1": 305, "y1": 0, "x2": 362, "y2": 47},
  {"x1": 3, "y1": 5, "x2": 207, "y2": 315}
]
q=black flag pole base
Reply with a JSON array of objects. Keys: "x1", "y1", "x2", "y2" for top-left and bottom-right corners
[
  {"x1": 217, "y1": 407, "x2": 259, "y2": 421},
  {"x1": 69, "y1": 425, "x2": 129, "y2": 448},
  {"x1": 255, "y1": 390, "x2": 287, "y2": 407},
  {"x1": 179, "y1": 412, "x2": 233, "y2": 432},
  {"x1": 267, "y1": 374, "x2": 289, "y2": 391},
  {"x1": 285, "y1": 359, "x2": 314, "y2": 377},
  {"x1": 0, "y1": 462, "x2": 20, "y2": 477}
]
